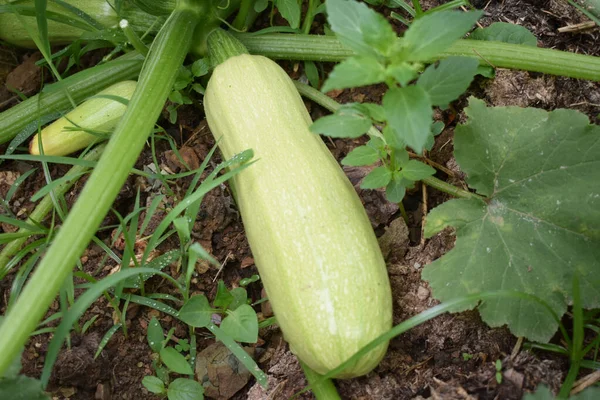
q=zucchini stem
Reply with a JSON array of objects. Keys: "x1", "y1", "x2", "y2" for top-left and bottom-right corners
[
  {"x1": 0, "y1": 145, "x2": 106, "y2": 278},
  {"x1": 300, "y1": 361, "x2": 342, "y2": 400},
  {"x1": 208, "y1": 28, "x2": 249, "y2": 66},
  {"x1": 0, "y1": 4, "x2": 202, "y2": 376},
  {"x1": 120, "y1": 19, "x2": 149, "y2": 56},
  {"x1": 237, "y1": 33, "x2": 600, "y2": 81}
]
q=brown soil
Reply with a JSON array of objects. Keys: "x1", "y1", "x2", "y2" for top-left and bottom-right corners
[{"x1": 1, "y1": 1, "x2": 599, "y2": 399}]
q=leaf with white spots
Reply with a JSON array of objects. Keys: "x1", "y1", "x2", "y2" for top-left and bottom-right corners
[{"x1": 423, "y1": 97, "x2": 600, "y2": 342}]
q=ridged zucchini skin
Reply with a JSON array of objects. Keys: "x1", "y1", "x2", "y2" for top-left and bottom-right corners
[
  {"x1": 30, "y1": 80, "x2": 136, "y2": 156},
  {"x1": 204, "y1": 54, "x2": 393, "y2": 378}
]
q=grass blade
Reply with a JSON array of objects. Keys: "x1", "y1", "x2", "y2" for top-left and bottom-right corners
[
  {"x1": 207, "y1": 323, "x2": 268, "y2": 388},
  {"x1": 40, "y1": 267, "x2": 176, "y2": 386},
  {"x1": 94, "y1": 323, "x2": 123, "y2": 359}
]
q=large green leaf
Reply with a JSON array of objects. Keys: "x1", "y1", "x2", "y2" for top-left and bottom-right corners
[
  {"x1": 524, "y1": 385, "x2": 600, "y2": 399},
  {"x1": 469, "y1": 22, "x2": 538, "y2": 46},
  {"x1": 322, "y1": 56, "x2": 386, "y2": 92},
  {"x1": 326, "y1": 0, "x2": 397, "y2": 57},
  {"x1": 423, "y1": 98, "x2": 600, "y2": 342},
  {"x1": 403, "y1": 10, "x2": 482, "y2": 61},
  {"x1": 383, "y1": 86, "x2": 433, "y2": 153}
]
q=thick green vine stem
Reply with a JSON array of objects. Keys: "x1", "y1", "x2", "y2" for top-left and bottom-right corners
[
  {"x1": 237, "y1": 33, "x2": 600, "y2": 81},
  {"x1": 0, "y1": 52, "x2": 143, "y2": 145},
  {"x1": 207, "y1": 29, "x2": 249, "y2": 66},
  {"x1": 0, "y1": 145, "x2": 106, "y2": 278},
  {"x1": 0, "y1": 3, "x2": 203, "y2": 376},
  {"x1": 300, "y1": 362, "x2": 342, "y2": 400}
]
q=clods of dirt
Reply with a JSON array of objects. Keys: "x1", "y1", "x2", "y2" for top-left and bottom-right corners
[{"x1": 196, "y1": 342, "x2": 254, "y2": 400}]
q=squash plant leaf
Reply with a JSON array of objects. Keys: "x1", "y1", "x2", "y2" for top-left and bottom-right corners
[
  {"x1": 326, "y1": 0, "x2": 397, "y2": 57},
  {"x1": 417, "y1": 57, "x2": 479, "y2": 107},
  {"x1": 469, "y1": 22, "x2": 538, "y2": 46},
  {"x1": 403, "y1": 10, "x2": 483, "y2": 61},
  {"x1": 322, "y1": 57, "x2": 386, "y2": 92},
  {"x1": 383, "y1": 86, "x2": 433, "y2": 153},
  {"x1": 220, "y1": 304, "x2": 258, "y2": 343},
  {"x1": 524, "y1": 384, "x2": 600, "y2": 399},
  {"x1": 422, "y1": 98, "x2": 600, "y2": 343}
]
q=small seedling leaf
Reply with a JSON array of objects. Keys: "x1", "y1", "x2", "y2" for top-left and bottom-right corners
[
  {"x1": 404, "y1": 10, "x2": 483, "y2": 61},
  {"x1": 142, "y1": 376, "x2": 166, "y2": 394},
  {"x1": 386, "y1": 62, "x2": 419, "y2": 86},
  {"x1": 94, "y1": 323, "x2": 122, "y2": 359},
  {"x1": 470, "y1": 22, "x2": 537, "y2": 46},
  {"x1": 326, "y1": 0, "x2": 396, "y2": 57},
  {"x1": 423, "y1": 98, "x2": 600, "y2": 343},
  {"x1": 385, "y1": 176, "x2": 406, "y2": 203},
  {"x1": 213, "y1": 280, "x2": 234, "y2": 309},
  {"x1": 160, "y1": 347, "x2": 193, "y2": 375},
  {"x1": 275, "y1": 0, "x2": 301, "y2": 29},
  {"x1": 229, "y1": 287, "x2": 248, "y2": 310},
  {"x1": 310, "y1": 113, "x2": 372, "y2": 138},
  {"x1": 360, "y1": 103, "x2": 386, "y2": 122},
  {"x1": 169, "y1": 91, "x2": 185, "y2": 105},
  {"x1": 220, "y1": 304, "x2": 259, "y2": 343},
  {"x1": 304, "y1": 61, "x2": 320, "y2": 88},
  {"x1": 167, "y1": 378, "x2": 204, "y2": 400},
  {"x1": 417, "y1": 57, "x2": 479, "y2": 106},
  {"x1": 191, "y1": 58, "x2": 210, "y2": 77},
  {"x1": 239, "y1": 274, "x2": 260, "y2": 286},
  {"x1": 322, "y1": 56, "x2": 386, "y2": 92},
  {"x1": 147, "y1": 317, "x2": 164, "y2": 353},
  {"x1": 254, "y1": 0, "x2": 269, "y2": 12},
  {"x1": 361, "y1": 166, "x2": 392, "y2": 189},
  {"x1": 342, "y1": 145, "x2": 380, "y2": 166},
  {"x1": 383, "y1": 86, "x2": 433, "y2": 153},
  {"x1": 400, "y1": 160, "x2": 436, "y2": 181},
  {"x1": 179, "y1": 295, "x2": 212, "y2": 328}
]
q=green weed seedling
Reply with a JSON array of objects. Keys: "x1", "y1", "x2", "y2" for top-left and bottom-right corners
[
  {"x1": 310, "y1": 0, "x2": 484, "y2": 203},
  {"x1": 166, "y1": 59, "x2": 210, "y2": 124},
  {"x1": 142, "y1": 317, "x2": 203, "y2": 399},
  {"x1": 494, "y1": 359, "x2": 502, "y2": 384},
  {"x1": 143, "y1": 277, "x2": 262, "y2": 398}
]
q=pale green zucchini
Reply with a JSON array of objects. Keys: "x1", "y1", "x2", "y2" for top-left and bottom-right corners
[
  {"x1": 0, "y1": 0, "x2": 160, "y2": 48},
  {"x1": 30, "y1": 80, "x2": 136, "y2": 156},
  {"x1": 204, "y1": 53, "x2": 393, "y2": 378}
]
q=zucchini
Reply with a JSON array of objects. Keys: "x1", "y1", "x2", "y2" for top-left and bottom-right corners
[
  {"x1": 30, "y1": 80, "x2": 136, "y2": 156},
  {"x1": 204, "y1": 32, "x2": 393, "y2": 378},
  {"x1": 0, "y1": 0, "x2": 160, "y2": 48}
]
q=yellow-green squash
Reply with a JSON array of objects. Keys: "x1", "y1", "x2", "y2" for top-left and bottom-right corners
[
  {"x1": 204, "y1": 53, "x2": 393, "y2": 378},
  {"x1": 30, "y1": 80, "x2": 136, "y2": 156}
]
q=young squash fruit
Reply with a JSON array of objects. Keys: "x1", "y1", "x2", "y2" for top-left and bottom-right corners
[
  {"x1": 0, "y1": 0, "x2": 161, "y2": 48},
  {"x1": 204, "y1": 30, "x2": 393, "y2": 378},
  {"x1": 30, "y1": 80, "x2": 137, "y2": 156}
]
